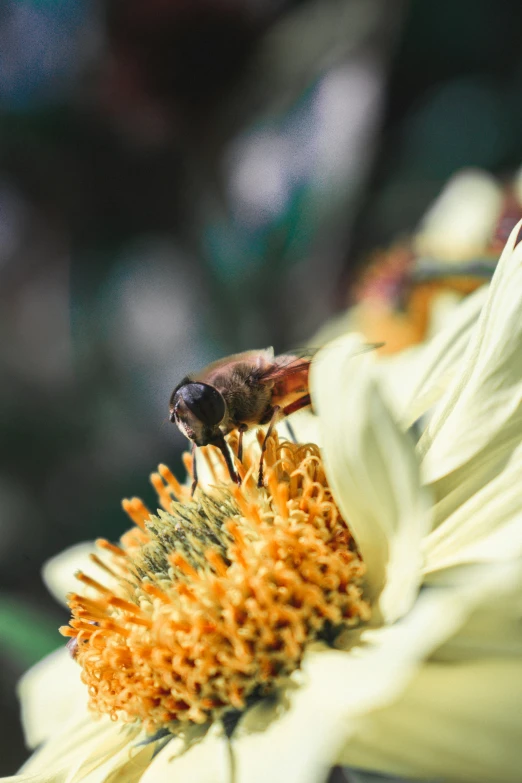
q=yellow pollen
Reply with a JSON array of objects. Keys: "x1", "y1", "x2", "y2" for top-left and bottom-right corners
[{"x1": 62, "y1": 432, "x2": 370, "y2": 733}]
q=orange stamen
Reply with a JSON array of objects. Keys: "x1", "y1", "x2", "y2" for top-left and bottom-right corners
[
  {"x1": 150, "y1": 472, "x2": 172, "y2": 511},
  {"x1": 75, "y1": 571, "x2": 111, "y2": 595},
  {"x1": 96, "y1": 539, "x2": 126, "y2": 557},
  {"x1": 63, "y1": 433, "x2": 369, "y2": 735},
  {"x1": 182, "y1": 452, "x2": 193, "y2": 479},
  {"x1": 170, "y1": 552, "x2": 199, "y2": 580},
  {"x1": 158, "y1": 464, "x2": 185, "y2": 500},
  {"x1": 59, "y1": 626, "x2": 77, "y2": 637},
  {"x1": 205, "y1": 549, "x2": 228, "y2": 577},
  {"x1": 121, "y1": 498, "x2": 150, "y2": 530},
  {"x1": 89, "y1": 553, "x2": 119, "y2": 579}
]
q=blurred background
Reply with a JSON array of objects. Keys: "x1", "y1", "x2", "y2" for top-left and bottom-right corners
[{"x1": 2, "y1": 0, "x2": 522, "y2": 774}]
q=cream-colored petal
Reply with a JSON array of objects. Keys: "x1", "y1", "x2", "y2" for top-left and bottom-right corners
[
  {"x1": 139, "y1": 724, "x2": 229, "y2": 783},
  {"x1": 227, "y1": 571, "x2": 501, "y2": 783},
  {"x1": 341, "y1": 560, "x2": 522, "y2": 782},
  {"x1": 20, "y1": 717, "x2": 140, "y2": 779},
  {"x1": 413, "y1": 169, "x2": 503, "y2": 262},
  {"x1": 311, "y1": 334, "x2": 430, "y2": 622},
  {"x1": 423, "y1": 439, "x2": 522, "y2": 571},
  {"x1": 1, "y1": 770, "x2": 69, "y2": 782},
  {"x1": 378, "y1": 285, "x2": 488, "y2": 428},
  {"x1": 419, "y1": 219, "x2": 522, "y2": 483},
  {"x1": 426, "y1": 420, "x2": 522, "y2": 529},
  {"x1": 279, "y1": 408, "x2": 322, "y2": 447},
  {"x1": 425, "y1": 561, "x2": 522, "y2": 661},
  {"x1": 339, "y1": 658, "x2": 522, "y2": 783},
  {"x1": 232, "y1": 691, "x2": 345, "y2": 783},
  {"x1": 69, "y1": 732, "x2": 154, "y2": 783},
  {"x1": 18, "y1": 647, "x2": 89, "y2": 749},
  {"x1": 425, "y1": 288, "x2": 465, "y2": 337},
  {"x1": 42, "y1": 543, "x2": 103, "y2": 607}
]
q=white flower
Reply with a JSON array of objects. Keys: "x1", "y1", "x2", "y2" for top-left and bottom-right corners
[
  {"x1": 413, "y1": 169, "x2": 503, "y2": 262},
  {"x1": 5, "y1": 223, "x2": 522, "y2": 783}
]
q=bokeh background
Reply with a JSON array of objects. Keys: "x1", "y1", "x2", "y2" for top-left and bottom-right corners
[{"x1": 2, "y1": 0, "x2": 522, "y2": 775}]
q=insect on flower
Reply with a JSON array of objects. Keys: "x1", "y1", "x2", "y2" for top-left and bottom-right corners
[
  {"x1": 169, "y1": 344, "x2": 381, "y2": 493},
  {"x1": 169, "y1": 348, "x2": 312, "y2": 493}
]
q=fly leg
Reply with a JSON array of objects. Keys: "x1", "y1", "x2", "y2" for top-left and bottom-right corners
[
  {"x1": 285, "y1": 420, "x2": 297, "y2": 443},
  {"x1": 215, "y1": 433, "x2": 241, "y2": 486},
  {"x1": 282, "y1": 393, "x2": 311, "y2": 417},
  {"x1": 258, "y1": 406, "x2": 281, "y2": 488},
  {"x1": 276, "y1": 394, "x2": 312, "y2": 471},
  {"x1": 237, "y1": 423, "x2": 248, "y2": 463},
  {"x1": 257, "y1": 394, "x2": 312, "y2": 487},
  {"x1": 190, "y1": 442, "x2": 199, "y2": 496}
]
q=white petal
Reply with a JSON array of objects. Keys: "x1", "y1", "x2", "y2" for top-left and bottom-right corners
[
  {"x1": 423, "y1": 439, "x2": 522, "y2": 571},
  {"x1": 339, "y1": 658, "x2": 522, "y2": 783},
  {"x1": 378, "y1": 285, "x2": 489, "y2": 428},
  {"x1": 228, "y1": 569, "x2": 502, "y2": 783},
  {"x1": 0, "y1": 770, "x2": 69, "y2": 782},
  {"x1": 425, "y1": 561, "x2": 522, "y2": 661},
  {"x1": 19, "y1": 717, "x2": 137, "y2": 777},
  {"x1": 42, "y1": 543, "x2": 101, "y2": 606},
  {"x1": 139, "y1": 724, "x2": 229, "y2": 783},
  {"x1": 17, "y1": 647, "x2": 89, "y2": 749},
  {"x1": 6, "y1": 722, "x2": 149, "y2": 783},
  {"x1": 310, "y1": 334, "x2": 430, "y2": 622},
  {"x1": 419, "y1": 219, "x2": 522, "y2": 483},
  {"x1": 69, "y1": 731, "x2": 154, "y2": 783},
  {"x1": 279, "y1": 408, "x2": 322, "y2": 447},
  {"x1": 341, "y1": 560, "x2": 522, "y2": 782},
  {"x1": 413, "y1": 169, "x2": 503, "y2": 262}
]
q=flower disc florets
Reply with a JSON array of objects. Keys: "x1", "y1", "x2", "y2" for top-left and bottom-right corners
[{"x1": 61, "y1": 433, "x2": 370, "y2": 733}]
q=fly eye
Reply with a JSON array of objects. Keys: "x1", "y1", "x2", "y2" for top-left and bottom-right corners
[{"x1": 178, "y1": 382, "x2": 225, "y2": 426}]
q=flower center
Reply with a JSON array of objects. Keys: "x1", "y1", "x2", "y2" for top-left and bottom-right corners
[{"x1": 60, "y1": 432, "x2": 370, "y2": 733}]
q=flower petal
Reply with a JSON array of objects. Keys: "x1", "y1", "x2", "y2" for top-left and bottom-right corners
[
  {"x1": 42, "y1": 543, "x2": 101, "y2": 607},
  {"x1": 426, "y1": 561, "x2": 522, "y2": 661},
  {"x1": 4, "y1": 722, "x2": 151, "y2": 783},
  {"x1": 340, "y1": 559, "x2": 522, "y2": 783},
  {"x1": 378, "y1": 285, "x2": 488, "y2": 428},
  {"x1": 139, "y1": 724, "x2": 229, "y2": 783},
  {"x1": 339, "y1": 657, "x2": 522, "y2": 783},
  {"x1": 423, "y1": 441, "x2": 522, "y2": 572},
  {"x1": 419, "y1": 219, "x2": 522, "y2": 483},
  {"x1": 310, "y1": 334, "x2": 430, "y2": 622},
  {"x1": 69, "y1": 734, "x2": 155, "y2": 783},
  {"x1": 228, "y1": 569, "x2": 505, "y2": 783},
  {"x1": 18, "y1": 647, "x2": 89, "y2": 749},
  {"x1": 20, "y1": 711, "x2": 128, "y2": 774},
  {"x1": 19, "y1": 717, "x2": 142, "y2": 781},
  {"x1": 413, "y1": 169, "x2": 503, "y2": 262},
  {"x1": 1, "y1": 771, "x2": 69, "y2": 782},
  {"x1": 280, "y1": 408, "x2": 322, "y2": 447}
]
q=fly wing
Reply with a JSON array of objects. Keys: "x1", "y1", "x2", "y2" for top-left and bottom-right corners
[
  {"x1": 256, "y1": 355, "x2": 312, "y2": 383},
  {"x1": 256, "y1": 355, "x2": 312, "y2": 403},
  {"x1": 193, "y1": 348, "x2": 275, "y2": 384},
  {"x1": 258, "y1": 342, "x2": 384, "y2": 403},
  {"x1": 257, "y1": 342, "x2": 383, "y2": 384}
]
